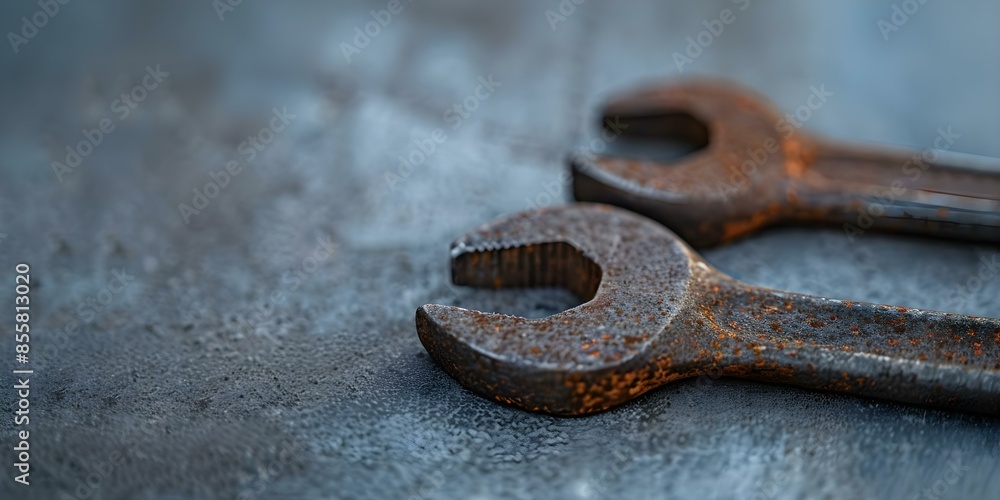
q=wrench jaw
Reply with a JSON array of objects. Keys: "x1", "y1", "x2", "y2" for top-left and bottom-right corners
[
  {"x1": 572, "y1": 79, "x2": 806, "y2": 247},
  {"x1": 415, "y1": 304, "x2": 649, "y2": 415},
  {"x1": 415, "y1": 204, "x2": 702, "y2": 415}
]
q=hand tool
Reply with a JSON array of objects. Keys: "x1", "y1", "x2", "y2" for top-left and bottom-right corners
[
  {"x1": 416, "y1": 204, "x2": 1000, "y2": 416},
  {"x1": 571, "y1": 79, "x2": 1000, "y2": 247}
]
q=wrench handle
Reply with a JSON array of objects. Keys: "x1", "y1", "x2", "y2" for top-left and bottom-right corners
[
  {"x1": 788, "y1": 139, "x2": 1000, "y2": 242},
  {"x1": 704, "y1": 278, "x2": 1000, "y2": 415}
]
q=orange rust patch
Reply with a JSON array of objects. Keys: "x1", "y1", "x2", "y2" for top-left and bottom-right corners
[
  {"x1": 887, "y1": 339, "x2": 899, "y2": 347},
  {"x1": 720, "y1": 205, "x2": 783, "y2": 243}
]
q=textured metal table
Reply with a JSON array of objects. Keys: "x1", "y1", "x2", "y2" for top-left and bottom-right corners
[{"x1": 1, "y1": 1, "x2": 998, "y2": 499}]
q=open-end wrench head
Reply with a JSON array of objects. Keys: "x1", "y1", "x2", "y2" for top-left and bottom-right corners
[
  {"x1": 416, "y1": 204, "x2": 701, "y2": 415},
  {"x1": 418, "y1": 204, "x2": 1000, "y2": 416},
  {"x1": 572, "y1": 79, "x2": 806, "y2": 247}
]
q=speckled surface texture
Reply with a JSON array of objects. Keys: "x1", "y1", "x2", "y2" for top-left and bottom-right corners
[{"x1": 1, "y1": 1, "x2": 999, "y2": 499}]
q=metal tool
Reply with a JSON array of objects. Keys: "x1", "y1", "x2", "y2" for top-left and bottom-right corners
[
  {"x1": 571, "y1": 79, "x2": 1000, "y2": 247},
  {"x1": 416, "y1": 204, "x2": 1000, "y2": 416}
]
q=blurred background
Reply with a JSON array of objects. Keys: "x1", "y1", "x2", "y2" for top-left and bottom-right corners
[{"x1": 1, "y1": 1, "x2": 998, "y2": 499}]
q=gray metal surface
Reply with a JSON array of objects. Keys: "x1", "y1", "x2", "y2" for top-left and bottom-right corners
[{"x1": 0, "y1": 1, "x2": 998, "y2": 499}]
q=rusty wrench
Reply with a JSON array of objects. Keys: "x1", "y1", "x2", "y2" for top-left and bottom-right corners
[
  {"x1": 416, "y1": 204, "x2": 1000, "y2": 416},
  {"x1": 571, "y1": 79, "x2": 1000, "y2": 247}
]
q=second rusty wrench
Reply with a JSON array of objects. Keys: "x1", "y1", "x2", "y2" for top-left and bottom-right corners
[{"x1": 571, "y1": 79, "x2": 1000, "y2": 247}]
